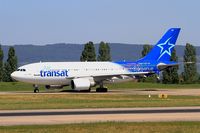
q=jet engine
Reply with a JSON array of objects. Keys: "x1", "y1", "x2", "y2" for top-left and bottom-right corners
[{"x1": 71, "y1": 78, "x2": 95, "y2": 91}]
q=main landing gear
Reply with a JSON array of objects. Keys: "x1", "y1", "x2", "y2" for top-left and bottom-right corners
[
  {"x1": 33, "y1": 84, "x2": 39, "y2": 93},
  {"x1": 96, "y1": 82, "x2": 108, "y2": 92}
]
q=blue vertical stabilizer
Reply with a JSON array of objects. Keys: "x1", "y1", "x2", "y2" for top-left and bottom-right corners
[{"x1": 138, "y1": 28, "x2": 181, "y2": 62}]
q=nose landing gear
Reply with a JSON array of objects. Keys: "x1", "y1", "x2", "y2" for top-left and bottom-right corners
[{"x1": 33, "y1": 84, "x2": 39, "y2": 93}]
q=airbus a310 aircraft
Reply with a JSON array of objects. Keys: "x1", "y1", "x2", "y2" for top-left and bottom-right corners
[{"x1": 11, "y1": 28, "x2": 180, "y2": 93}]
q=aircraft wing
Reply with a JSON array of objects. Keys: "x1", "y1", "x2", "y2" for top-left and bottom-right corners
[{"x1": 67, "y1": 71, "x2": 151, "y2": 82}]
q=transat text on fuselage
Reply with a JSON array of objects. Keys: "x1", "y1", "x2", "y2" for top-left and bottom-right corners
[{"x1": 40, "y1": 70, "x2": 68, "y2": 77}]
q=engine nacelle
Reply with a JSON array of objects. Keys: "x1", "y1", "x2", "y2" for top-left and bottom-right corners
[
  {"x1": 45, "y1": 85, "x2": 64, "y2": 89},
  {"x1": 71, "y1": 78, "x2": 95, "y2": 91}
]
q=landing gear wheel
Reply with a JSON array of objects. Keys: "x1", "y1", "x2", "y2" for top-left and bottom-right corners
[
  {"x1": 34, "y1": 88, "x2": 39, "y2": 93},
  {"x1": 96, "y1": 87, "x2": 107, "y2": 92},
  {"x1": 96, "y1": 81, "x2": 108, "y2": 92},
  {"x1": 33, "y1": 84, "x2": 39, "y2": 93},
  {"x1": 103, "y1": 88, "x2": 108, "y2": 92},
  {"x1": 96, "y1": 88, "x2": 100, "y2": 92}
]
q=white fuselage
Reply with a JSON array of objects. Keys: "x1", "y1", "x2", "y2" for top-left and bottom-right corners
[{"x1": 11, "y1": 62, "x2": 132, "y2": 85}]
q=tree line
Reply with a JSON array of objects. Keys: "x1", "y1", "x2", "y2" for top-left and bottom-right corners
[
  {"x1": 0, "y1": 42, "x2": 199, "y2": 84},
  {"x1": 0, "y1": 45, "x2": 18, "y2": 82}
]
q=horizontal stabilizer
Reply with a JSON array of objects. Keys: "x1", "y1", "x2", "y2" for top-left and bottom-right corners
[{"x1": 157, "y1": 63, "x2": 179, "y2": 71}]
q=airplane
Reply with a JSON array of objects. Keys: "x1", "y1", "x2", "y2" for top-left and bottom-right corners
[{"x1": 11, "y1": 28, "x2": 181, "y2": 93}]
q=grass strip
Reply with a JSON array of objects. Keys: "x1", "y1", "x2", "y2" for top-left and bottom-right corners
[
  {"x1": 0, "y1": 122, "x2": 200, "y2": 133},
  {"x1": 0, "y1": 94, "x2": 200, "y2": 110}
]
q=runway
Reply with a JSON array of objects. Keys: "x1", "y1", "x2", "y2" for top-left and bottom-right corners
[{"x1": 1, "y1": 107, "x2": 200, "y2": 126}]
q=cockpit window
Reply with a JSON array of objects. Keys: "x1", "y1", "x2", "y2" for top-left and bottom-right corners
[{"x1": 17, "y1": 69, "x2": 26, "y2": 72}]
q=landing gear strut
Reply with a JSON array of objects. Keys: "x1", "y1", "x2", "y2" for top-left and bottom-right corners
[
  {"x1": 96, "y1": 82, "x2": 108, "y2": 92},
  {"x1": 33, "y1": 84, "x2": 39, "y2": 93}
]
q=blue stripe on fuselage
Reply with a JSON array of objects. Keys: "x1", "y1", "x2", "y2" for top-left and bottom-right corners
[
  {"x1": 114, "y1": 60, "x2": 177, "y2": 74},
  {"x1": 114, "y1": 61, "x2": 158, "y2": 73}
]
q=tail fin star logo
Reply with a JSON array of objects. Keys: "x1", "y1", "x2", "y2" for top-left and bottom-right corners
[{"x1": 157, "y1": 37, "x2": 175, "y2": 61}]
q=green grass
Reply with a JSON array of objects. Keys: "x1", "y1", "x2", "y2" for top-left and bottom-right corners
[
  {"x1": 0, "y1": 81, "x2": 200, "y2": 92},
  {"x1": 1, "y1": 122, "x2": 200, "y2": 133},
  {"x1": 1, "y1": 94, "x2": 200, "y2": 110},
  {"x1": 0, "y1": 82, "x2": 43, "y2": 92}
]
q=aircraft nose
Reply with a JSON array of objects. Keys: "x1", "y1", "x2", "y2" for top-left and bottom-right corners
[{"x1": 11, "y1": 71, "x2": 19, "y2": 81}]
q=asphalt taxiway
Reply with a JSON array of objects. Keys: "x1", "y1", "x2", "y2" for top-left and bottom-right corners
[
  {"x1": 1, "y1": 107, "x2": 200, "y2": 126},
  {"x1": 1, "y1": 88, "x2": 200, "y2": 96}
]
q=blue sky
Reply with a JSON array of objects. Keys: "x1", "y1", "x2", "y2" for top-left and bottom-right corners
[{"x1": 0, "y1": 0, "x2": 199, "y2": 46}]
